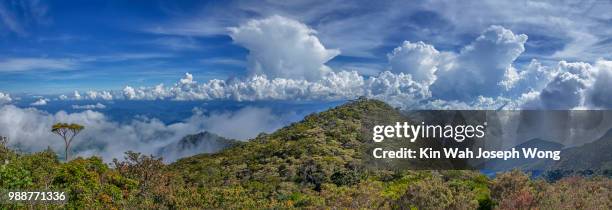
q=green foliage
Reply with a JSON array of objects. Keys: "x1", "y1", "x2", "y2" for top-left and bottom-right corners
[
  {"x1": 51, "y1": 122, "x2": 85, "y2": 161},
  {"x1": 0, "y1": 163, "x2": 33, "y2": 189},
  {"x1": 0, "y1": 136, "x2": 13, "y2": 161},
  {"x1": 490, "y1": 170, "x2": 612, "y2": 210},
  {"x1": 112, "y1": 151, "x2": 182, "y2": 208},
  {"x1": 51, "y1": 123, "x2": 84, "y2": 133},
  {"x1": 395, "y1": 174, "x2": 480, "y2": 209},
  {"x1": 53, "y1": 157, "x2": 133, "y2": 209},
  {"x1": 536, "y1": 176, "x2": 611, "y2": 209},
  {"x1": 1, "y1": 99, "x2": 610, "y2": 209}
]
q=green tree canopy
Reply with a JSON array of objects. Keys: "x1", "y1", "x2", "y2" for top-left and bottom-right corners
[{"x1": 51, "y1": 123, "x2": 84, "y2": 161}]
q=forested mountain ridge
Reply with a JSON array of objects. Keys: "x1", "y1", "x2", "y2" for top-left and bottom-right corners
[
  {"x1": 1, "y1": 99, "x2": 610, "y2": 209},
  {"x1": 170, "y1": 98, "x2": 402, "y2": 187}
]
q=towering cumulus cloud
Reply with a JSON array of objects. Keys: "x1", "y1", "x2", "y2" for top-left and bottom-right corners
[
  {"x1": 529, "y1": 60, "x2": 612, "y2": 110},
  {"x1": 388, "y1": 41, "x2": 441, "y2": 85},
  {"x1": 55, "y1": 16, "x2": 612, "y2": 110},
  {"x1": 588, "y1": 60, "x2": 612, "y2": 108},
  {"x1": 538, "y1": 61, "x2": 593, "y2": 109},
  {"x1": 228, "y1": 15, "x2": 340, "y2": 81},
  {"x1": 431, "y1": 25, "x2": 528, "y2": 100}
]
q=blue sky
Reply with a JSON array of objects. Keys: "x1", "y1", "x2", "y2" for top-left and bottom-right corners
[
  {"x1": 1, "y1": 0, "x2": 610, "y2": 94},
  {"x1": 2, "y1": 0, "x2": 612, "y2": 161},
  {"x1": 0, "y1": 0, "x2": 247, "y2": 93},
  {"x1": 0, "y1": 0, "x2": 612, "y2": 111}
]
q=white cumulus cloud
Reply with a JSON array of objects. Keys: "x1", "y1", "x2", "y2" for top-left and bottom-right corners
[
  {"x1": 53, "y1": 16, "x2": 612, "y2": 111},
  {"x1": 30, "y1": 98, "x2": 49, "y2": 106},
  {"x1": 431, "y1": 25, "x2": 528, "y2": 101},
  {"x1": 501, "y1": 59, "x2": 556, "y2": 94},
  {"x1": 521, "y1": 60, "x2": 612, "y2": 110},
  {"x1": 589, "y1": 60, "x2": 612, "y2": 108},
  {"x1": 539, "y1": 71, "x2": 588, "y2": 109},
  {"x1": 388, "y1": 41, "x2": 441, "y2": 85},
  {"x1": 74, "y1": 71, "x2": 430, "y2": 109},
  {"x1": 0, "y1": 92, "x2": 11, "y2": 104},
  {"x1": 228, "y1": 15, "x2": 340, "y2": 81},
  {"x1": 72, "y1": 103, "x2": 106, "y2": 110},
  {"x1": 86, "y1": 91, "x2": 113, "y2": 100}
]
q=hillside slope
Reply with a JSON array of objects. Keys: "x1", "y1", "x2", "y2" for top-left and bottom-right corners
[
  {"x1": 170, "y1": 99, "x2": 403, "y2": 187},
  {"x1": 551, "y1": 128, "x2": 612, "y2": 171},
  {"x1": 168, "y1": 98, "x2": 486, "y2": 208},
  {"x1": 480, "y1": 138, "x2": 564, "y2": 171},
  {"x1": 158, "y1": 131, "x2": 241, "y2": 161},
  {"x1": 1, "y1": 99, "x2": 610, "y2": 209}
]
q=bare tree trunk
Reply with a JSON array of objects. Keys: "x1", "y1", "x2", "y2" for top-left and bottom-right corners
[
  {"x1": 64, "y1": 138, "x2": 70, "y2": 161},
  {"x1": 66, "y1": 137, "x2": 74, "y2": 162}
]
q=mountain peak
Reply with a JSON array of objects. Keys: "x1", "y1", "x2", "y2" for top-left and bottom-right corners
[
  {"x1": 170, "y1": 99, "x2": 405, "y2": 190},
  {"x1": 158, "y1": 131, "x2": 240, "y2": 162}
]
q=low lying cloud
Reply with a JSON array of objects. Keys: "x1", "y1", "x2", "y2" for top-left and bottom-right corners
[
  {"x1": 85, "y1": 91, "x2": 113, "y2": 100},
  {"x1": 30, "y1": 98, "x2": 49, "y2": 106},
  {"x1": 191, "y1": 106, "x2": 288, "y2": 140},
  {"x1": 0, "y1": 104, "x2": 291, "y2": 162},
  {"x1": 72, "y1": 103, "x2": 106, "y2": 110},
  {"x1": 71, "y1": 70, "x2": 429, "y2": 109},
  {"x1": 0, "y1": 92, "x2": 11, "y2": 104}
]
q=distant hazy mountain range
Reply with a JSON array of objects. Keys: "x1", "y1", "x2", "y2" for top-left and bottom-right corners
[
  {"x1": 480, "y1": 138, "x2": 564, "y2": 171},
  {"x1": 550, "y1": 128, "x2": 612, "y2": 171},
  {"x1": 482, "y1": 128, "x2": 612, "y2": 173},
  {"x1": 158, "y1": 131, "x2": 241, "y2": 162}
]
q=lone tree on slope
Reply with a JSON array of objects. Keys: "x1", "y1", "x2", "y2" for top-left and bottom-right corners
[{"x1": 51, "y1": 123, "x2": 84, "y2": 161}]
